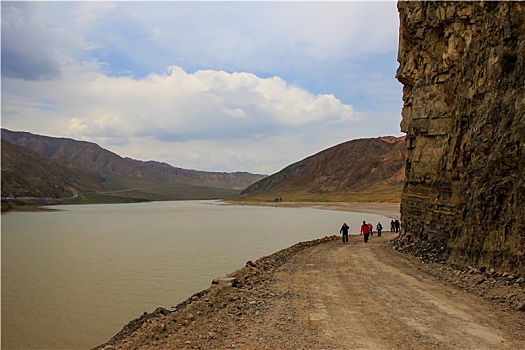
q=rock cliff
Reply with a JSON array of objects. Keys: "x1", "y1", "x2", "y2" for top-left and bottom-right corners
[{"x1": 396, "y1": 2, "x2": 524, "y2": 275}]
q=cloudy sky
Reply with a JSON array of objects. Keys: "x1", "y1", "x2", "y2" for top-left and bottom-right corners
[{"x1": 2, "y1": 1, "x2": 402, "y2": 174}]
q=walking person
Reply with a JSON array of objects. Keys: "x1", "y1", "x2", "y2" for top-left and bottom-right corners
[
  {"x1": 368, "y1": 222, "x2": 373, "y2": 237},
  {"x1": 360, "y1": 221, "x2": 371, "y2": 243},
  {"x1": 395, "y1": 219, "x2": 401, "y2": 233},
  {"x1": 390, "y1": 220, "x2": 395, "y2": 232},
  {"x1": 340, "y1": 222, "x2": 350, "y2": 244},
  {"x1": 377, "y1": 222, "x2": 383, "y2": 237}
]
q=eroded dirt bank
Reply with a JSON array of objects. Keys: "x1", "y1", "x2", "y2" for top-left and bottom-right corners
[{"x1": 95, "y1": 233, "x2": 524, "y2": 350}]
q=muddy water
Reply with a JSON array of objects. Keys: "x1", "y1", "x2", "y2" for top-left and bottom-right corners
[{"x1": 1, "y1": 200, "x2": 389, "y2": 349}]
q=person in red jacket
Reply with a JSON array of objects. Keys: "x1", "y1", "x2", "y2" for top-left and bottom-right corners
[{"x1": 360, "y1": 221, "x2": 370, "y2": 243}]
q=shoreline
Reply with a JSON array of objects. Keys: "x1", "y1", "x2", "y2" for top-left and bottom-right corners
[
  {"x1": 92, "y1": 201, "x2": 400, "y2": 349},
  {"x1": 223, "y1": 201, "x2": 401, "y2": 219},
  {"x1": 92, "y1": 235, "x2": 340, "y2": 350},
  {"x1": 5, "y1": 199, "x2": 400, "y2": 224},
  {"x1": 3, "y1": 200, "x2": 401, "y2": 220},
  {"x1": 93, "y1": 231, "x2": 525, "y2": 349}
]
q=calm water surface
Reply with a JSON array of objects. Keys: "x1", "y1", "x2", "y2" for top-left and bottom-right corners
[{"x1": 1, "y1": 200, "x2": 389, "y2": 349}]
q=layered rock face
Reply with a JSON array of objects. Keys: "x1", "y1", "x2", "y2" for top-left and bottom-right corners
[{"x1": 396, "y1": 2, "x2": 524, "y2": 274}]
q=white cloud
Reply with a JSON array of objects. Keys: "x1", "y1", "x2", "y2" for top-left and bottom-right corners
[
  {"x1": 73, "y1": 1, "x2": 117, "y2": 29},
  {"x1": 2, "y1": 65, "x2": 359, "y2": 172},
  {"x1": 258, "y1": 1, "x2": 399, "y2": 59},
  {"x1": 1, "y1": 1, "x2": 402, "y2": 174}
]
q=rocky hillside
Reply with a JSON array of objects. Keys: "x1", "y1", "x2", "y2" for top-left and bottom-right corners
[
  {"x1": 238, "y1": 136, "x2": 406, "y2": 202},
  {"x1": 1, "y1": 139, "x2": 104, "y2": 198},
  {"x1": 396, "y1": 2, "x2": 524, "y2": 275}
]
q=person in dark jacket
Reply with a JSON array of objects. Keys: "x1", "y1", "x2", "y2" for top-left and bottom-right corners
[
  {"x1": 377, "y1": 222, "x2": 383, "y2": 237},
  {"x1": 340, "y1": 222, "x2": 350, "y2": 243},
  {"x1": 395, "y1": 219, "x2": 401, "y2": 233}
]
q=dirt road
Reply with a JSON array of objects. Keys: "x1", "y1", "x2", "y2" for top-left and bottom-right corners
[
  {"x1": 264, "y1": 235, "x2": 525, "y2": 349},
  {"x1": 98, "y1": 234, "x2": 525, "y2": 349}
]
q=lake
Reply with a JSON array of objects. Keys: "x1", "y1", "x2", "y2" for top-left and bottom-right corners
[{"x1": 1, "y1": 200, "x2": 391, "y2": 349}]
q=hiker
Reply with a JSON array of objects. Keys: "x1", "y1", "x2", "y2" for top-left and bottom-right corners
[
  {"x1": 368, "y1": 223, "x2": 373, "y2": 237},
  {"x1": 360, "y1": 221, "x2": 371, "y2": 243},
  {"x1": 340, "y1": 222, "x2": 350, "y2": 244},
  {"x1": 390, "y1": 220, "x2": 395, "y2": 232},
  {"x1": 395, "y1": 219, "x2": 401, "y2": 233},
  {"x1": 377, "y1": 222, "x2": 383, "y2": 237}
]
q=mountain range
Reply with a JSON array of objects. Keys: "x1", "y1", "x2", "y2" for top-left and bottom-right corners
[
  {"x1": 1, "y1": 128, "x2": 406, "y2": 208},
  {"x1": 1, "y1": 128, "x2": 265, "y2": 205}
]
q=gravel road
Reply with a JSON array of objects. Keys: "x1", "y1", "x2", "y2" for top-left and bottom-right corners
[{"x1": 97, "y1": 233, "x2": 525, "y2": 350}]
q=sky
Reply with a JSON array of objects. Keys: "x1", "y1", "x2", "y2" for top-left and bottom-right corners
[{"x1": 1, "y1": 1, "x2": 403, "y2": 175}]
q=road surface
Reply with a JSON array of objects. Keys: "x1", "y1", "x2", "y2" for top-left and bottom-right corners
[{"x1": 97, "y1": 233, "x2": 525, "y2": 349}]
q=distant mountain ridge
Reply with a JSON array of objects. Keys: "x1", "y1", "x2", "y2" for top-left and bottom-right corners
[
  {"x1": 238, "y1": 136, "x2": 406, "y2": 202},
  {"x1": 1, "y1": 129, "x2": 264, "y2": 188},
  {"x1": 1, "y1": 128, "x2": 265, "y2": 202},
  {"x1": 1, "y1": 129, "x2": 406, "y2": 205}
]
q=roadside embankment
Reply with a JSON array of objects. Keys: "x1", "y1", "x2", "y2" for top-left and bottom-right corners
[
  {"x1": 94, "y1": 232, "x2": 524, "y2": 350},
  {"x1": 93, "y1": 235, "x2": 340, "y2": 350}
]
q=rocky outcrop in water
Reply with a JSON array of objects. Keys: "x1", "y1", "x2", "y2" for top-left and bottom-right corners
[{"x1": 396, "y1": 2, "x2": 525, "y2": 275}]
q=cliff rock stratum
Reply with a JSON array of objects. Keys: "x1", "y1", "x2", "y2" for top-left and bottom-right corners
[{"x1": 396, "y1": 1, "x2": 524, "y2": 276}]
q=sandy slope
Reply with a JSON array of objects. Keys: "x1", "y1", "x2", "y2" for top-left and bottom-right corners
[{"x1": 95, "y1": 233, "x2": 524, "y2": 350}]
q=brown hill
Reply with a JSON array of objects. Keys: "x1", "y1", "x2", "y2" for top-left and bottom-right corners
[
  {"x1": 238, "y1": 136, "x2": 406, "y2": 202},
  {"x1": 1, "y1": 129, "x2": 264, "y2": 190},
  {"x1": 1, "y1": 139, "x2": 104, "y2": 198},
  {"x1": 1, "y1": 129, "x2": 266, "y2": 206}
]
